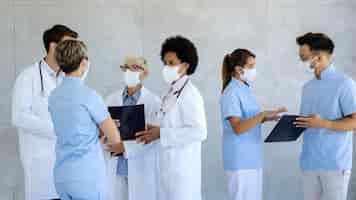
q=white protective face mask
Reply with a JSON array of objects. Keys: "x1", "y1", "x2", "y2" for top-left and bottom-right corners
[
  {"x1": 124, "y1": 70, "x2": 141, "y2": 87},
  {"x1": 81, "y1": 61, "x2": 90, "y2": 81},
  {"x1": 241, "y1": 68, "x2": 257, "y2": 84},
  {"x1": 162, "y1": 65, "x2": 181, "y2": 84}
]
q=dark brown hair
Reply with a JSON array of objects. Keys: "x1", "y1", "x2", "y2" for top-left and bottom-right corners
[
  {"x1": 222, "y1": 49, "x2": 255, "y2": 91},
  {"x1": 296, "y1": 32, "x2": 327, "y2": 46},
  {"x1": 43, "y1": 24, "x2": 78, "y2": 52}
]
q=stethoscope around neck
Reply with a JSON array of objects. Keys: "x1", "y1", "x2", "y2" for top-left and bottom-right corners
[
  {"x1": 38, "y1": 60, "x2": 48, "y2": 97},
  {"x1": 160, "y1": 78, "x2": 190, "y2": 116},
  {"x1": 38, "y1": 59, "x2": 61, "y2": 97}
]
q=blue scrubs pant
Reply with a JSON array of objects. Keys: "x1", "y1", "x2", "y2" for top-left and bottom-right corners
[{"x1": 55, "y1": 179, "x2": 106, "y2": 200}]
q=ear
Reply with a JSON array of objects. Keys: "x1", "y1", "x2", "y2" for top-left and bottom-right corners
[
  {"x1": 49, "y1": 42, "x2": 57, "y2": 53},
  {"x1": 79, "y1": 59, "x2": 88, "y2": 73},
  {"x1": 140, "y1": 68, "x2": 149, "y2": 80},
  {"x1": 234, "y1": 65, "x2": 244, "y2": 75},
  {"x1": 179, "y1": 63, "x2": 189, "y2": 74}
]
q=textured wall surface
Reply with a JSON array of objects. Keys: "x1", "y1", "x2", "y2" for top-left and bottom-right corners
[{"x1": 0, "y1": 0, "x2": 355, "y2": 199}]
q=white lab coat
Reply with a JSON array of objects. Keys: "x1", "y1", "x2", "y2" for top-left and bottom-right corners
[
  {"x1": 104, "y1": 86, "x2": 161, "y2": 200},
  {"x1": 11, "y1": 61, "x2": 63, "y2": 200},
  {"x1": 157, "y1": 76, "x2": 207, "y2": 200}
]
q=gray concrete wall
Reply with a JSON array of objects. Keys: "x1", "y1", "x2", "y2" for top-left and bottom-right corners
[{"x1": 0, "y1": 0, "x2": 355, "y2": 199}]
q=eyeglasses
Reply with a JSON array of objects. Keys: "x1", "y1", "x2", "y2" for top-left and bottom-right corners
[{"x1": 120, "y1": 64, "x2": 145, "y2": 72}]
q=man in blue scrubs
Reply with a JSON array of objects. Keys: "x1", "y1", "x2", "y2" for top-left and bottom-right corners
[{"x1": 295, "y1": 34, "x2": 356, "y2": 200}]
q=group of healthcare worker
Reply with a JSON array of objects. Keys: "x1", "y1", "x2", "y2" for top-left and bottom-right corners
[
  {"x1": 12, "y1": 24, "x2": 207, "y2": 200},
  {"x1": 220, "y1": 32, "x2": 356, "y2": 200},
  {"x1": 11, "y1": 23, "x2": 356, "y2": 200}
]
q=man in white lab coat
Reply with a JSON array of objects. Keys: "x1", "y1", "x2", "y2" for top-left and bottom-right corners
[
  {"x1": 103, "y1": 56, "x2": 161, "y2": 200},
  {"x1": 136, "y1": 36, "x2": 207, "y2": 200},
  {"x1": 12, "y1": 25, "x2": 78, "y2": 200}
]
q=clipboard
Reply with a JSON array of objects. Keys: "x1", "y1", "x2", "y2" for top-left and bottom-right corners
[
  {"x1": 264, "y1": 115, "x2": 306, "y2": 143},
  {"x1": 108, "y1": 104, "x2": 146, "y2": 141}
]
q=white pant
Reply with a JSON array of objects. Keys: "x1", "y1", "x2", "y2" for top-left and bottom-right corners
[
  {"x1": 302, "y1": 170, "x2": 351, "y2": 200},
  {"x1": 225, "y1": 169, "x2": 262, "y2": 200},
  {"x1": 115, "y1": 175, "x2": 128, "y2": 200}
]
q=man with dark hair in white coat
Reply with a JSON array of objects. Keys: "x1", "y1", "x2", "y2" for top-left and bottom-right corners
[{"x1": 11, "y1": 25, "x2": 78, "y2": 200}]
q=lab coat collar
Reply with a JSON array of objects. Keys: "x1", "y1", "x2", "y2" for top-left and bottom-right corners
[{"x1": 171, "y1": 75, "x2": 189, "y2": 92}]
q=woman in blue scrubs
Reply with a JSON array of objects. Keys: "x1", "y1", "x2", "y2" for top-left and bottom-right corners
[
  {"x1": 48, "y1": 40, "x2": 124, "y2": 200},
  {"x1": 220, "y1": 48, "x2": 286, "y2": 200}
]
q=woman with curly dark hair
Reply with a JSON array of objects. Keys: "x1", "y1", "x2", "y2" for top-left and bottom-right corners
[{"x1": 136, "y1": 35, "x2": 207, "y2": 200}]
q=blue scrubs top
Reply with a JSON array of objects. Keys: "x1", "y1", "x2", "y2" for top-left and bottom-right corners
[
  {"x1": 49, "y1": 76, "x2": 110, "y2": 183},
  {"x1": 220, "y1": 78, "x2": 263, "y2": 170},
  {"x1": 300, "y1": 64, "x2": 356, "y2": 170}
]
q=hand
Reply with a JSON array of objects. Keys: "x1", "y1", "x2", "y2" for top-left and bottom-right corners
[
  {"x1": 136, "y1": 125, "x2": 160, "y2": 145},
  {"x1": 100, "y1": 135, "x2": 108, "y2": 144},
  {"x1": 294, "y1": 114, "x2": 327, "y2": 128},
  {"x1": 106, "y1": 142, "x2": 125, "y2": 156},
  {"x1": 262, "y1": 107, "x2": 288, "y2": 122}
]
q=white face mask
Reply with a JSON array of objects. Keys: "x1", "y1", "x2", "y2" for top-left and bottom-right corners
[
  {"x1": 124, "y1": 70, "x2": 141, "y2": 87},
  {"x1": 162, "y1": 65, "x2": 181, "y2": 84},
  {"x1": 241, "y1": 68, "x2": 257, "y2": 84},
  {"x1": 81, "y1": 61, "x2": 90, "y2": 81}
]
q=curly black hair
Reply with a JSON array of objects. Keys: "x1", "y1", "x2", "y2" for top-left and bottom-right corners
[{"x1": 160, "y1": 35, "x2": 199, "y2": 75}]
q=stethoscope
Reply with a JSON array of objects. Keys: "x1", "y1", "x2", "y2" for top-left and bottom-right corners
[
  {"x1": 160, "y1": 78, "x2": 190, "y2": 116},
  {"x1": 38, "y1": 60, "x2": 46, "y2": 97},
  {"x1": 38, "y1": 59, "x2": 61, "y2": 97}
]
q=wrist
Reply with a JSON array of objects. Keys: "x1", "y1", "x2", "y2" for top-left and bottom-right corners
[
  {"x1": 322, "y1": 119, "x2": 332, "y2": 129},
  {"x1": 156, "y1": 128, "x2": 161, "y2": 139},
  {"x1": 259, "y1": 112, "x2": 266, "y2": 123}
]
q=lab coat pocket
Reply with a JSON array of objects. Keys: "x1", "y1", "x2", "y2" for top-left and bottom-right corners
[
  {"x1": 32, "y1": 95, "x2": 51, "y2": 119},
  {"x1": 124, "y1": 140, "x2": 155, "y2": 159}
]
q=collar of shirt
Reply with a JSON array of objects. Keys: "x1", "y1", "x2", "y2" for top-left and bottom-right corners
[
  {"x1": 63, "y1": 76, "x2": 83, "y2": 84},
  {"x1": 122, "y1": 86, "x2": 142, "y2": 105},
  {"x1": 231, "y1": 77, "x2": 249, "y2": 88},
  {"x1": 42, "y1": 59, "x2": 64, "y2": 79},
  {"x1": 319, "y1": 63, "x2": 336, "y2": 80}
]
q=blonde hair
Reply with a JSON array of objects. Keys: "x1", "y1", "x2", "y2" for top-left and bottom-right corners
[{"x1": 123, "y1": 56, "x2": 148, "y2": 69}]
